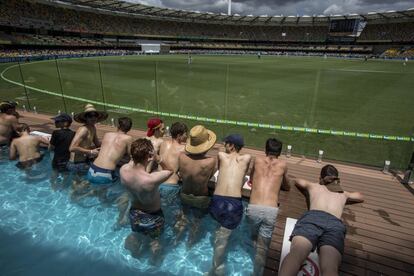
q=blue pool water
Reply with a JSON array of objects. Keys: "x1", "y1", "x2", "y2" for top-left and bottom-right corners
[{"x1": 0, "y1": 152, "x2": 253, "y2": 276}]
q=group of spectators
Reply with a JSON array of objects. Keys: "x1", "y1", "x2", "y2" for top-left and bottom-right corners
[
  {"x1": 0, "y1": 100, "x2": 365, "y2": 275},
  {"x1": 0, "y1": 49, "x2": 140, "y2": 58}
]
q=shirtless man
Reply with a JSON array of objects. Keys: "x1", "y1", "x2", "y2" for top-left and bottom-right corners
[
  {"x1": 175, "y1": 125, "x2": 217, "y2": 246},
  {"x1": 69, "y1": 104, "x2": 107, "y2": 197},
  {"x1": 279, "y1": 165, "x2": 364, "y2": 276},
  {"x1": 209, "y1": 134, "x2": 251, "y2": 276},
  {"x1": 158, "y1": 122, "x2": 187, "y2": 221},
  {"x1": 0, "y1": 101, "x2": 19, "y2": 147},
  {"x1": 120, "y1": 138, "x2": 173, "y2": 264},
  {"x1": 145, "y1": 118, "x2": 165, "y2": 173},
  {"x1": 9, "y1": 123, "x2": 49, "y2": 168},
  {"x1": 68, "y1": 104, "x2": 107, "y2": 173},
  {"x1": 87, "y1": 117, "x2": 133, "y2": 186},
  {"x1": 247, "y1": 138, "x2": 291, "y2": 276}
]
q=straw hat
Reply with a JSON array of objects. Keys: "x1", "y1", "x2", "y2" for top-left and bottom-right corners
[
  {"x1": 74, "y1": 104, "x2": 108, "y2": 124},
  {"x1": 185, "y1": 125, "x2": 216, "y2": 154}
]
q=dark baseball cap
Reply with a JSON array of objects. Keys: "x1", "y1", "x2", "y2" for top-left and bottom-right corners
[
  {"x1": 223, "y1": 134, "x2": 244, "y2": 147},
  {"x1": 51, "y1": 113, "x2": 72, "y2": 123}
]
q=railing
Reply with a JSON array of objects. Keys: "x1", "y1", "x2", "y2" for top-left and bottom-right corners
[{"x1": 1, "y1": 54, "x2": 413, "y2": 169}]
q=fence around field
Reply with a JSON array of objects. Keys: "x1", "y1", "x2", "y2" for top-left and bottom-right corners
[{"x1": 0, "y1": 56, "x2": 413, "y2": 169}]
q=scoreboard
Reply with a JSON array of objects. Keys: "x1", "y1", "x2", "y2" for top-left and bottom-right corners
[{"x1": 328, "y1": 19, "x2": 367, "y2": 41}]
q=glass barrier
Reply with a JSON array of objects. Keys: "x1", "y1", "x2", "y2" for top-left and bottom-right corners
[{"x1": 0, "y1": 55, "x2": 412, "y2": 169}]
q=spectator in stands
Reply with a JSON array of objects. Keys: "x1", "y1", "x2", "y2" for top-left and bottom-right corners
[
  {"x1": 208, "y1": 134, "x2": 251, "y2": 276},
  {"x1": 246, "y1": 138, "x2": 291, "y2": 276},
  {"x1": 279, "y1": 165, "x2": 364, "y2": 276},
  {"x1": 9, "y1": 123, "x2": 49, "y2": 169},
  {"x1": 175, "y1": 125, "x2": 217, "y2": 247},
  {"x1": 121, "y1": 138, "x2": 173, "y2": 264}
]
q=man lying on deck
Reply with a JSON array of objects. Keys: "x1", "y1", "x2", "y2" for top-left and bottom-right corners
[
  {"x1": 175, "y1": 125, "x2": 217, "y2": 247},
  {"x1": 120, "y1": 138, "x2": 173, "y2": 264},
  {"x1": 9, "y1": 123, "x2": 49, "y2": 169},
  {"x1": 208, "y1": 134, "x2": 251, "y2": 276},
  {"x1": 279, "y1": 165, "x2": 364, "y2": 276},
  {"x1": 247, "y1": 138, "x2": 291, "y2": 276}
]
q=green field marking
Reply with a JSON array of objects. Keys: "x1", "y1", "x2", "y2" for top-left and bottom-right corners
[{"x1": 1, "y1": 60, "x2": 413, "y2": 143}]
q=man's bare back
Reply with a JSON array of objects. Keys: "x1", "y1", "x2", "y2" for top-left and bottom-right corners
[
  {"x1": 296, "y1": 179, "x2": 364, "y2": 219},
  {"x1": 159, "y1": 139, "x2": 185, "y2": 184},
  {"x1": 249, "y1": 156, "x2": 290, "y2": 207},
  {"x1": 0, "y1": 113, "x2": 18, "y2": 145},
  {"x1": 179, "y1": 153, "x2": 216, "y2": 196},
  {"x1": 93, "y1": 132, "x2": 132, "y2": 170},
  {"x1": 215, "y1": 152, "x2": 251, "y2": 197},
  {"x1": 10, "y1": 131, "x2": 48, "y2": 162},
  {"x1": 121, "y1": 161, "x2": 172, "y2": 212}
]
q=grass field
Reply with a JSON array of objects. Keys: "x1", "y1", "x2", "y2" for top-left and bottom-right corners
[{"x1": 1, "y1": 54, "x2": 413, "y2": 168}]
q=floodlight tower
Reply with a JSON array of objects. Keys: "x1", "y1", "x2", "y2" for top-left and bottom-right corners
[{"x1": 228, "y1": 0, "x2": 232, "y2": 15}]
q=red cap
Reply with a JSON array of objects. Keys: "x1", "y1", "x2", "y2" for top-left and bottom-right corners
[{"x1": 147, "y1": 118, "x2": 163, "y2": 137}]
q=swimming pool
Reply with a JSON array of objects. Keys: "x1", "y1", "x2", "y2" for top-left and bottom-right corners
[{"x1": 0, "y1": 151, "x2": 253, "y2": 275}]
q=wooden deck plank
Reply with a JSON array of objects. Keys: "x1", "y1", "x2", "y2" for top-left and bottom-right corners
[{"x1": 17, "y1": 111, "x2": 414, "y2": 275}]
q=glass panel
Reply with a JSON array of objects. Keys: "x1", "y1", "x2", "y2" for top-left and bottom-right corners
[
  {"x1": 100, "y1": 58, "x2": 157, "y2": 129},
  {"x1": 17, "y1": 60, "x2": 65, "y2": 114}
]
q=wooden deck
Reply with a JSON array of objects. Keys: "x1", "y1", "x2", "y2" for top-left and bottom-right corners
[{"x1": 19, "y1": 111, "x2": 414, "y2": 276}]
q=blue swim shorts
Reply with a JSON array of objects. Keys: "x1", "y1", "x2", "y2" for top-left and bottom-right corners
[
  {"x1": 87, "y1": 163, "x2": 118, "y2": 186},
  {"x1": 209, "y1": 194, "x2": 243, "y2": 230}
]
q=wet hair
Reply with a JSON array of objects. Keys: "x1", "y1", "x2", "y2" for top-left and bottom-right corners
[
  {"x1": 265, "y1": 138, "x2": 282, "y2": 156},
  {"x1": 225, "y1": 142, "x2": 242, "y2": 152},
  {"x1": 170, "y1": 122, "x2": 188, "y2": 139},
  {"x1": 118, "y1": 117, "x2": 132, "y2": 133},
  {"x1": 320, "y1": 164, "x2": 340, "y2": 185},
  {"x1": 130, "y1": 138, "x2": 153, "y2": 165},
  {"x1": 17, "y1": 123, "x2": 30, "y2": 133}
]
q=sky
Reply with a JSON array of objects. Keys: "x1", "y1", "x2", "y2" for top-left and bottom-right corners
[{"x1": 125, "y1": 0, "x2": 414, "y2": 16}]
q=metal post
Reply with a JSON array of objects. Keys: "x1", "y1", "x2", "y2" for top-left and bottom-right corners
[
  {"x1": 17, "y1": 62, "x2": 31, "y2": 110},
  {"x1": 55, "y1": 59, "x2": 68, "y2": 113},
  {"x1": 98, "y1": 60, "x2": 107, "y2": 112},
  {"x1": 154, "y1": 61, "x2": 159, "y2": 113}
]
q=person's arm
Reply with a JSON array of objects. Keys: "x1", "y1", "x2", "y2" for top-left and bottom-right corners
[
  {"x1": 294, "y1": 178, "x2": 312, "y2": 191},
  {"x1": 38, "y1": 136, "x2": 50, "y2": 147},
  {"x1": 69, "y1": 127, "x2": 98, "y2": 156},
  {"x1": 92, "y1": 128, "x2": 101, "y2": 148},
  {"x1": 9, "y1": 140, "x2": 17, "y2": 160},
  {"x1": 281, "y1": 165, "x2": 291, "y2": 191},
  {"x1": 344, "y1": 191, "x2": 364, "y2": 205},
  {"x1": 10, "y1": 116, "x2": 19, "y2": 132},
  {"x1": 146, "y1": 170, "x2": 174, "y2": 190}
]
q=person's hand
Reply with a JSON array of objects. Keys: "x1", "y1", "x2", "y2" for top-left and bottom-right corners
[{"x1": 89, "y1": 148, "x2": 99, "y2": 157}]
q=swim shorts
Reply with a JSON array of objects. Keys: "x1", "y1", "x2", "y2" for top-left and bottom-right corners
[
  {"x1": 16, "y1": 155, "x2": 44, "y2": 169},
  {"x1": 209, "y1": 194, "x2": 243, "y2": 230},
  {"x1": 129, "y1": 208, "x2": 165, "y2": 238},
  {"x1": 290, "y1": 209, "x2": 346, "y2": 254},
  {"x1": 246, "y1": 204, "x2": 279, "y2": 239},
  {"x1": 87, "y1": 163, "x2": 118, "y2": 186},
  {"x1": 180, "y1": 192, "x2": 210, "y2": 210},
  {"x1": 66, "y1": 160, "x2": 90, "y2": 174}
]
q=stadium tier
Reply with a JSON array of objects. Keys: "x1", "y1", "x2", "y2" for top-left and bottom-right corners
[{"x1": 0, "y1": 0, "x2": 413, "y2": 57}]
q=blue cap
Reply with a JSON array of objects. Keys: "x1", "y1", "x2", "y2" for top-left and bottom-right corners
[
  {"x1": 52, "y1": 113, "x2": 72, "y2": 124},
  {"x1": 224, "y1": 134, "x2": 244, "y2": 147}
]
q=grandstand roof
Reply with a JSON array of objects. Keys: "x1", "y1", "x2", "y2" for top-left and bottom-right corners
[{"x1": 41, "y1": 0, "x2": 414, "y2": 25}]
